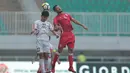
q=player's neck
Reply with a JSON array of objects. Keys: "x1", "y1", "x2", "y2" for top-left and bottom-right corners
[
  {"x1": 58, "y1": 11, "x2": 63, "y2": 15},
  {"x1": 41, "y1": 19, "x2": 46, "y2": 22}
]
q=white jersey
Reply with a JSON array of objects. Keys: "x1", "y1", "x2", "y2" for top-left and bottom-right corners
[{"x1": 34, "y1": 20, "x2": 53, "y2": 41}]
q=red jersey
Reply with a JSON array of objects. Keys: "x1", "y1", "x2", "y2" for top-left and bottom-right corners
[{"x1": 53, "y1": 13, "x2": 73, "y2": 32}]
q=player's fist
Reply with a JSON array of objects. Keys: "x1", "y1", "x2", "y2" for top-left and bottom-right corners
[
  {"x1": 57, "y1": 60, "x2": 61, "y2": 64},
  {"x1": 82, "y1": 25, "x2": 88, "y2": 30},
  {"x1": 30, "y1": 31, "x2": 34, "y2": 34},
  {"x1": 31, "y1": 30, "x2": 39, "y2": 35},
  {"x1": 56, "y1": 34, "x2": 59, "y2": 38}
]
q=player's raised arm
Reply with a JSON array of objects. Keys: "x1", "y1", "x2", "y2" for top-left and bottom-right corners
[
  {"x1": 31, "y1": 21, "x2": 38, "y2": 35},
  {"x1": 69, "y1": 14, "x2": 88, "y2": 30}
]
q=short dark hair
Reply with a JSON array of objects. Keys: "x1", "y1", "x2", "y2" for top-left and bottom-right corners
[
  {"x1": 53, "y1": 5, "x2": 58, "y2": 11},
  {"x1": 41, "y1": 11, "x2": 49, "y2": 17}
]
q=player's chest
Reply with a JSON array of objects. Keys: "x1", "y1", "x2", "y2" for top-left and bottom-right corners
[
  {"x1": 57, "y1": 15, "x2": 70, "y2": 22},
  {"x1": 38, "y1": 23, "x2": 49, "y2": 29}
]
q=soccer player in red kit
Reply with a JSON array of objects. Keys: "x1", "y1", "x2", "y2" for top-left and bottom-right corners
[{"x1": 51, "y1": 5, "x2": 88, "y2": 73}]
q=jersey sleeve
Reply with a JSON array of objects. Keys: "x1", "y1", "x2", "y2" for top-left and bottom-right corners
[
  {"x1": 33, "y1": 21, "x2": 38, "y2": 30},
  {"x1": 49, "y1": 22, "x2": 54, "y2": 31},
  {"x1": 53, "y1": 17, "x2": 58, "y2": 25}
]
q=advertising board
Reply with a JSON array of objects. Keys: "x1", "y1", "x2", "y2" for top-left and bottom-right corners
[
  {"x1": 77, "y1": 62, "x2": 130, "y2": 73},
  {"x1": 0, "y1": 61, "x2": 76, "y2": 73}
]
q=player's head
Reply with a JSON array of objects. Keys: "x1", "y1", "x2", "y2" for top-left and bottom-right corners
[
  {"x1": 53, "y1": 5, "x2": 62, "y2": 13},
  {"x1": 41, "y1": 11, "x2": 49, "y2": 21}
]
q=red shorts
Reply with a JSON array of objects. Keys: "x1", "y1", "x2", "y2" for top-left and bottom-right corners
[{"x1": 58, "y1": 32, "x2": 75, "y2": 49}]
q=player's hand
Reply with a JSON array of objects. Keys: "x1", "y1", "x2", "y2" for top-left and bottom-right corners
[
  {"x1": 58, "y1": 60, "x2": 61, "y2": 64},
  {"x1": 82, "y1": 25, "x2": 88, "y2": 30},
  {"x1": 31, "y1": 31, "x2": 37, "y2": 35},
  {"x1": 31, "y1": 30, "x2": 38, "y2": 35},
  {"x1": 56, "y1": 34, "x2": 59, "y2": 38},
  {"x1": 30, "y1": 31, "x2": 34, "y2": 35}
]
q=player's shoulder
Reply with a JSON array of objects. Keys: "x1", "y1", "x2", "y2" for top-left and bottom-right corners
[
  {"x1": 34, "y1": 20, "x2": 41, "y2": 23},
  {"x1": 45, "y1": 21, "x2": 51, "y2": 25}
]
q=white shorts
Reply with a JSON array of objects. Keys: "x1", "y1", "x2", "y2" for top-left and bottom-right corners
[{"x1": 36, "y1": 40, "x2": 51, "y2": 53}]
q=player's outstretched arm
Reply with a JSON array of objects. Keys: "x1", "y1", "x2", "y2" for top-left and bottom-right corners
[
  {"x1": 71, "y1": 18, "x2": 88, "y2": 30},
  {"x1": 31, "y1": 21, "x2": 38, "y2": 35},
  {"x1": 51, "y1": 30, "x2": 59, "y2": 38}
]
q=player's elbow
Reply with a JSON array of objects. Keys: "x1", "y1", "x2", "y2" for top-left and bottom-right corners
[
  {"x1": 54, "y1": 28, "x2": 59, "y2": 31},
  {"x1": 54, "y1": 26, "x2": 60, "y2": 31},
  {"x1": 72, "y1": 19, "x2": 78, "y2": 24}
]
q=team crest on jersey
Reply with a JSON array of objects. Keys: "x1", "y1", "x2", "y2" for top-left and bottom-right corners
[
  {"x1": 59, "y1": 15, "x2": 68, "y2": 20},
  {"x1": 41, "y1": 23, "x2": 47, "y2": 28},
  {"x1": 42, "y1": 23, "x2": 46, "y2": 25},
  {"x1": 63, "y1": 16, "x2": 67, "y2": 19}
]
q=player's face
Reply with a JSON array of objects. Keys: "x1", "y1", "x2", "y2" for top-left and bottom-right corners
[
  {"x1": 41, "y1": 16, "x2": 48, "y2": 21},
  {"x1": 55, "y1": 6, "x2": 62, "y2": 13}
]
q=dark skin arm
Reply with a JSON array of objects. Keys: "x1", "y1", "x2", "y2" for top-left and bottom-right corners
[{"x1": 71, "y1": 18, "x2": 88, "y2": 30}]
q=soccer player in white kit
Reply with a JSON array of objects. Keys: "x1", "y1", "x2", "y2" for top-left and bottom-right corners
[{"x1": 31, "y1": 11, "x2": 59, "y2": 73}]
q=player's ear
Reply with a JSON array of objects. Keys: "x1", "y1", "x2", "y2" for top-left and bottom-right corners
[{"x1": 53, "y1": 5, "x2": 58, "y2": 11}]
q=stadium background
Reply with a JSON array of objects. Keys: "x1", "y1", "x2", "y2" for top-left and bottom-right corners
[{"x1": 0, "y1": 0, "x2": 130, "y2": 73}]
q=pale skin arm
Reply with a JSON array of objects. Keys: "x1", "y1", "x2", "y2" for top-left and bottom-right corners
[
  {"x1": 53, "y1": 24, "x2": 63, "y2": 33},
  {"x1": 31, "y1": 23, "x2": 38, "y2": 35},
  {"x1": 51, "y1": 30, "x2": 59, "y2": 38},
  {"x1": 53, "y1": 24, "x2": 59, "y2": 31}
]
